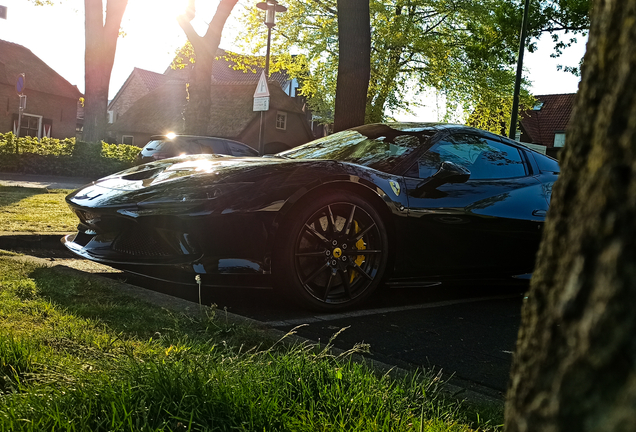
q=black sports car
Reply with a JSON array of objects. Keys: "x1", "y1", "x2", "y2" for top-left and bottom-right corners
[{"x1": 63, "y1": 123, "x2": 559, "y2": 311}]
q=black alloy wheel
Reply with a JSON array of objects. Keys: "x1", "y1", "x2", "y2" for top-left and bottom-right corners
[{"x1": 278, "y1": 191, "x2": 388, "y2": 311}]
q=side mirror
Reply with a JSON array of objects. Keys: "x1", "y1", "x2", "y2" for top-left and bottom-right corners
[{"x1": 413, "y1": 161, "x2": 470, "y2": 196}]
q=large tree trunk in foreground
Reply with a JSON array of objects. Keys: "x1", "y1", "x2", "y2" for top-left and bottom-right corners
[
  {"x1": 178, "y1": 0, "x2": 238, "y2": 136},
  {"x1": 83, "y1": 0, "x2": 128, "y2": 142},
  {"x1": 505, "y1": 1, "x2": 636, "y2": 431},
  {"x1": 333, "y1": 0, "x2": 370, "y2": 132}
]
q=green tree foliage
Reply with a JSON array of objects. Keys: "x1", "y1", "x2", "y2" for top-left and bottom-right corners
[
  {"x1": 232, "y1": 0, "x2": 589, "y2": 132},
  {"x1": 497, "y1": 0, "x2": 591, "y2": 76}
]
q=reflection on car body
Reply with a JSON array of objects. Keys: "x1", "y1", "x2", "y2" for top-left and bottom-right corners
[{"x1": 63, "y1": 123, "x2": 559, "y2": 311}]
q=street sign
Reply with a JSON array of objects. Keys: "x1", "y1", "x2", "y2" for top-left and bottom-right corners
[
  {"x1": 0, "y1": 6, "x2": 7, "y2": 20},
  {"x1": 253, "y1": 71, "x2": 270, "y2": 97},
  {"x1": 253, "y1": 96, "x2": 270, "y2": 112},
  {"x1": 16, "y1": 74, "x2": 25, "y2": 94}
]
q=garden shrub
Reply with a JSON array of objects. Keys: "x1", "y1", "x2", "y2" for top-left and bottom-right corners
[{"x1": 0, "y1": 133, "x2": 139, "y2": 178}]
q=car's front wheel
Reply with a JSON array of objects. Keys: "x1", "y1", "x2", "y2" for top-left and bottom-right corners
[{"x1": 277, "y1": 191, "x2": 388, "y2": 311}]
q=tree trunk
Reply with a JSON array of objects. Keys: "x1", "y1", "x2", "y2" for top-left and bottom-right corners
[
  {"x1": 178, "y1": 0, "x2": 238, "y2": 135},
  {"x1": 505, "y1": 1, "x2": 636, "y2": 431},
  {"x1": 333, "y1": 0, "x2": 370, "y2": 132},
  {"x1": 83, "y1": 0, "x2": 127, "y2": 143}
]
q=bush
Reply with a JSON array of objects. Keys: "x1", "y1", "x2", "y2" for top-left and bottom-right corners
[{"x1": 0, "y1": 133, "x2": 139, "y2": 178}]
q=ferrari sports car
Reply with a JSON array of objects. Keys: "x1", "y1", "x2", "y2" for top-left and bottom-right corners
[{"x1": 63, "y1": 123, "x2": 559, "y2": 311}]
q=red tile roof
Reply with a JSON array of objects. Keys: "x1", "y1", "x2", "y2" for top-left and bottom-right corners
[
  {"x1": 520, "y1": 93, "x2": 576, "y2": 147},
  {"x1": 134, "y1": 67, "x2": 167, "y2": 92}
]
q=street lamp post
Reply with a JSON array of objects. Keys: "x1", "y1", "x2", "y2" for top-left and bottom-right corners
[
  {"x1": 509, "y1": 0, "x2": 531, "y2": 140},
  {"x1": 255, "y1": 0, "x2": 286, "y2": 155}
]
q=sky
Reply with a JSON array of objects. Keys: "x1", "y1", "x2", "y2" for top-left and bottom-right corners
[{"x1": 0, "y1": 0, "x2": 587, "y2": 121}]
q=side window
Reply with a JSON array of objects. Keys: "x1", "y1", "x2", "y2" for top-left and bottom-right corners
[
  {"x1": 198, "y1": 139, "x2": 228, "y2": 155},
  {"x1": 228, "y1": 142, "x2": 258, "y2": 157},
  {"x1": 418, "y1": 134, "x2": 527, "y2": 180},
  {"x1": 179, "y1": 141, "x2": 203, "y2": 155},
  {"x1": 534, "y1": 154, "x2": 560, "y2": 174}
]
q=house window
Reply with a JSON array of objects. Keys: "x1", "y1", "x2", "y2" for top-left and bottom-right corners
[
  {"x1": 107, "y1": 110, "x2": 115, "y2": 124},
  {"x1": 19, "y1": 114, "x2": 42, "y2": 138},
  {"x1": 276, "y1": 111, "x2": 287, "y2": 130},
  {"x1": 554, "y1": 132, "x2": 566, "y2": 148},
  {"x1": 122, "y1": 135, "x2": 134, "y2": 145}
]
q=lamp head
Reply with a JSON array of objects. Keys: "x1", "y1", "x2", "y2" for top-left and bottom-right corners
[{"x1": 256, "y1": 0, "x2": 287, "y2": 28}]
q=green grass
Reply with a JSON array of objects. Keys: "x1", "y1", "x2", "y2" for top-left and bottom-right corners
[
  {"x1": 0, "y1": 186, "x2": 77, "y2": 232},
  {"x1": 0, "y1": 257, "x2": 503, "y2": 431}
]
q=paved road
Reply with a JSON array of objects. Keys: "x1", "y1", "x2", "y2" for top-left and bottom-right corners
[{"x1": 0, "y1": 172, "x2": 93, "y2": 190}]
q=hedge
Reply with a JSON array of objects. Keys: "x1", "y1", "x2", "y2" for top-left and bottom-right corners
[{"x1": 0, "y1": 133, "x2": 139, "y2": 179}]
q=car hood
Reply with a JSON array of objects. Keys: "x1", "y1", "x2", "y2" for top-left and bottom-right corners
[
  {"x1": 107, "y1": 155, "x2": 280, "y2": 189},
  {"x1": 66, "y1": 154, "x2": 338, "y2": 209}
]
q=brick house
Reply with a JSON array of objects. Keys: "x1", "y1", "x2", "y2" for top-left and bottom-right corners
[
  {"x1": 519, "y1": 93, "x2": 576, "y2": 158},
  {"x1": 0, "y1": 40, "x2": 82, "y2": 139},
  {"x1": 108, "y1": 80, "x2": 314, "y2": 154},
  {"x1": 107, "y1": 49, "x2": 315, "y2": 152}
]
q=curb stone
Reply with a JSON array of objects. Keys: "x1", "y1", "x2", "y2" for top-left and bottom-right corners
[{"x1": 4, "y1": 251, "x2": 505, "y2": 407}]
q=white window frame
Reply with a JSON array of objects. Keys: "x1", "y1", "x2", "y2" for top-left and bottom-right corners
[
  {"x1": 20, "y1": 113, "x2": 43, "y2": 139},
  {"x1": 276, "y1": 111, "x2": 287, "y2": 130},
  {"x1": 122, "y1": 135, "x2": 134, "y2": 145}
]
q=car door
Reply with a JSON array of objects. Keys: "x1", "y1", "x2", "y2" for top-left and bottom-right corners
[{"x1": 398, "y1": 132, "x2": 548, "y2": 277}]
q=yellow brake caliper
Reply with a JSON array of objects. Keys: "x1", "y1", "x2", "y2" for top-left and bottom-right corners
[{"x1": 350, "y1": 220, "x2": 367, "y2": 283}]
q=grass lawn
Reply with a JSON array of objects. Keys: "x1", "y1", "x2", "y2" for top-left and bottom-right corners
[
  {"x1": 0, "y1": 255, "x2": 503, "y2": 431},
  {"x1": 0, "y1": 186, "x2": 77, "y2": 233}
]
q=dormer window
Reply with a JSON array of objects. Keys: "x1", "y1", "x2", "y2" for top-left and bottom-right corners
[{"x1": 533, "y1": 101, "x2": 544, "y2": 110}]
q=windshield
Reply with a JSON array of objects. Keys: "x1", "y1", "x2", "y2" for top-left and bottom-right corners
[{"x1": 277, "y1": 124, "x2": 435, "y2": 173}]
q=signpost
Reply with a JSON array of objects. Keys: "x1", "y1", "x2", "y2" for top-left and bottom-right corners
[
  {"x1": 253, "y1": 71, "x2": 270, "y2": 155},
  {"x1": 15, "y1": 74, "x2": 26, "y2": 142}
]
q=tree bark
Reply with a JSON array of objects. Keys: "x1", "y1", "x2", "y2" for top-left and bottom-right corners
[
  {"x1": 83, "y1": 0, "x2": 127, "y2": 143},
  {"x1": 333, "y1": 0, "x2": 370, "y2": 132},
  {"x1": 178, "y1": 0, "x2": 238, "y2": 136},
  {"x1": 506, "y1": 1, "x2": 636, "y2": 431}
]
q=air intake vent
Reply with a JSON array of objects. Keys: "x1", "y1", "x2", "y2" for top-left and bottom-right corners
[{"x1": 112, "y1": 228, "x2": 174, "y2": 257}]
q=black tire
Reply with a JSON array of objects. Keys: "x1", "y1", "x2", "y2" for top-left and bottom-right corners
[{"x1": 276, "y1": 191, "x2": 389, "y2": 311}]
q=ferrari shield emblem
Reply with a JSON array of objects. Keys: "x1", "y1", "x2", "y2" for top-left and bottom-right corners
[{"x1": 389, "y1": 180, "x2": 401, "y2": 197}]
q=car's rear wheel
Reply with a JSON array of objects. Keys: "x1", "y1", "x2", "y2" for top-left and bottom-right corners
[{"x1": 277, "y1": 191, "x2": 388, "y2": 311}]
